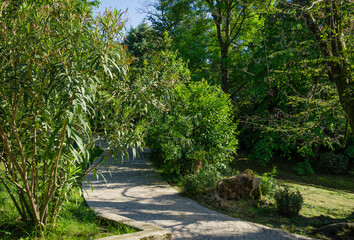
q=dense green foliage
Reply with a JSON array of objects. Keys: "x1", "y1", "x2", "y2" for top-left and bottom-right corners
[
  {"x1": 239, "y1": 1, "x2": 349, "y2": 168},
  {"x1": 0, "y1": 0, "x2": 156, "y2": 229},
  {"x1": 138, "y1": 0, "x2": 353, "y2": 173},
  {"x1": 0, "y1": 0, "x2": 352, "y2": 236},
  {"x1": 124, "y1": 21, "x2": 165, "y2": 67},
  {"x1": 319, "y1": 152, "x2": 348, "y2": 174},
  {"x1": 148, "y1": 80, "x2": 238, "y2": 177},
  {"x1": 182, "y1": 164, "x2": 222, "y2": 195}
]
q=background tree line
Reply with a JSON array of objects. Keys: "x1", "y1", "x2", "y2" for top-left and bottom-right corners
[{"x1": 127, "y1": 0, "x2": 353, "y2": 174}]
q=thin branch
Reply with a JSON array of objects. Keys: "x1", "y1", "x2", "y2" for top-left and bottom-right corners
[
  {"x1": 0, "y1": 123, "x2": 24, "y2": 177},
  {"x1": 41, "y1": 86, "x2": 78, "y2": 223},
  {"x1": 229, "y1": 6, "x2": 245, "y2": 40},
  {"x1": 0, "y1": 176, "x2": 27, "y2": 220},
  {"x1": 40, "y1": 118, "x2": 68, "y2": 224},
  {"x1": 78, "y1": 150, "x2": 111, "y2": 184},
  {"x1": 306, "y1": 0, "x2": 325, "y2": 10}
]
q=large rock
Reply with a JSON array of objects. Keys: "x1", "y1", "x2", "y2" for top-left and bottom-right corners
[{"x1": 217, "y1": 169, "x2": 262, "y2": 200}]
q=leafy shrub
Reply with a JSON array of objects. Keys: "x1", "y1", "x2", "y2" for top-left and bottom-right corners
[
  {"x1": 319, "y1": 152, "x2": 348, "y2": 174},
  {"x1": 292, "y1": 160, "x2": 314, "y2": 175},
  {"x1": 182, "y1": 165, "x2": 221, "y2": 195},
  {"x1": 0, "y1": 0, "x2": 137, "y2": 228},
  {"x1": 215, "y1": 162, "x2": 239, "y2": 177},
  {"x1": 260, "y1": 167, "x2": 277, "y2": 197},
  {"x1": 147, "y1": 80, "x2": 238, "y2": 177},
  {"x1": 275, "y1": 187, "x2": 303, "y2": 217}
]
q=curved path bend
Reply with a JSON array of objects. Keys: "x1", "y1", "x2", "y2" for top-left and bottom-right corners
[{"x1": 83, "y1": 149, "x2": 312, "y2": 240}]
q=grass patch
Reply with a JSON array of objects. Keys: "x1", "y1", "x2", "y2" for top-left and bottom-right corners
[
  {"x1": 224, "y1": 155, "x2": 354, "y2": 239},
  {"x1": 0, "y1": 185, "x2": 137, "y2": 240},
  {"x1": 277, "y1": 180, "x2": 354, "y2": 220}
]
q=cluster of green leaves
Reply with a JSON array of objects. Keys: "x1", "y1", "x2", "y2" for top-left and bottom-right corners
[
  {"x1": 182, "y1": 164, "x2": 223, "y2": 195},
  {"x1": 127, "y1": 36, "x2": 191, "y2": 127},
  {"x1": 124, "y1": 22, "x2": 163, "y2": 67},
  {"x1": 259, "y1": 167, "x2": 277, "y2": 197},
  {"x1": 147, "y1": 80, "x2": 238, "y2": 177},
  {"x1": 146, "y1": 0, "x2": 213, "y2": 82},
  {"x1": 0, "y1": 0, "x2": 144, "y2": 229},
  {"x1": 239, "y1": 4, "x2": 347, "y2": 167}
]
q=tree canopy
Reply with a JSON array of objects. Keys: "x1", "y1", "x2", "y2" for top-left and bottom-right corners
[{"x1": 137, "y1": 0, "x2": 353, "y2": 171}]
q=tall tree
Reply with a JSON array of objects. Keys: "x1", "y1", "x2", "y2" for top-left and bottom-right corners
[
  {"x1": 293, "y1": 0, "x2": 353, "y2": 133},
  {"x1": 142, "y1": 0, "x2": 213, "y2": 81},
  {"x1": 237, "y1": 4, "x2": 347, "y2": 165},
  {"x1": 124, "y1": 21, "x2": 164, "y2": 66},
  {"x1": 205, "y1": 0, "x2": 270, "y2": 93}
]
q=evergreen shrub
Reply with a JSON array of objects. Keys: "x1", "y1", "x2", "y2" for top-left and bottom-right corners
[{"x1": 275, "y1": 187, "x2": 303, "y2": 217}]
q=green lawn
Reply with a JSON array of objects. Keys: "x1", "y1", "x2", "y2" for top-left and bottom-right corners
[{"x1": 278, "y1": 180, "x2": 354, "y2": 220}]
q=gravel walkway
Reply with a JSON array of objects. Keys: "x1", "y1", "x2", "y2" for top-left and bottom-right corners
[{"x1": 83, "y1": 149, "x2": 313, "y2": 240}]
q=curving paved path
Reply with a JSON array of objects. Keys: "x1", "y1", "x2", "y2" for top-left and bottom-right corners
[{"x1": 83, "y1": 149, "x2": 313, "y2": 240}]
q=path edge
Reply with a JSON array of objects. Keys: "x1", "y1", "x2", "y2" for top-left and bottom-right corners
[{"x1": 95, "y1": 212, "x2": 173, "y2": 240}]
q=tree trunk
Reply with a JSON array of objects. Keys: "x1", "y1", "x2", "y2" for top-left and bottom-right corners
[
  {"x1": 221, "y1": 47, "x2": 230, "y2": 93},
  {"x1": 328, "y1": 60, "x2": 354, "y2": 134}
]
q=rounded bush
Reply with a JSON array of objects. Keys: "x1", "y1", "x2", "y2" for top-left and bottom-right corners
[
  {"x1": 147, "y1": 80, "x2": 238, "y2": 177},
  {"x1": 274, "y1": 187, "x2": 303, "y2": 217}
]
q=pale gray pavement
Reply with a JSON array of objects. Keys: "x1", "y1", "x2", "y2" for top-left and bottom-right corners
[{"x1": 83, "y1": 149, "x2": 313, "y2": 240}]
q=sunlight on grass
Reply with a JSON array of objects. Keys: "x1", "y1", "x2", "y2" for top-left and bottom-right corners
[{"x1": 278, "y1": 180, "x2": 354, "y2": 219}]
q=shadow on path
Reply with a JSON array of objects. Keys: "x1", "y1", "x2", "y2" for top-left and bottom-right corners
[{"x1": 83, "y1": 150, "x2": 313, "y2": 240}]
